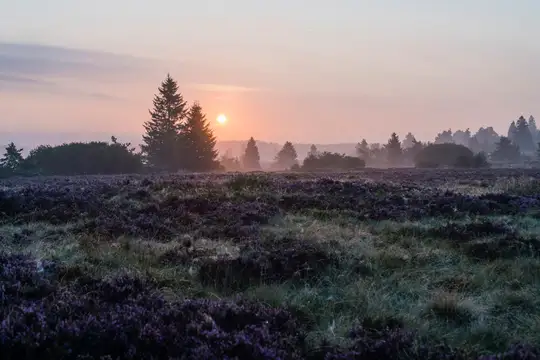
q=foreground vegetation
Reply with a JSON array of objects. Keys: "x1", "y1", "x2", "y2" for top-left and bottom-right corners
[{"x1": 1, "y1": 169, "x2": 540, "y2": 359}]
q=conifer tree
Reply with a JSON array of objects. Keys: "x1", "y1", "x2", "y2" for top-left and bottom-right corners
[
  {"x1": 402, "y1": 133, "x2": 416, "y2": 149},
  {"x1": 492, "y1": 136, "x2": 521, "y2": 162},
  {"x1": 141, "y1": 74, "x2": 187, "y2": 171},
  {"x1": 386, "y1": 132, "x2": 402, "y2": 165},
  {"x1": 529, "y1": 116, "x2": 538, "y2": 142},
  {"x1": 355, "y1": 139, "x2": 369, "y2": 159},
  {"x1": 508, "y1": 121, "x2": 517, "y2": 142},
  {"x1": 308, "y1": 144, "x2": 319, "y2": 157},
  {"x1": 183, "y1": 102, "x2": 219, "y2": 171},
  {"x1": 243, "y1": 137, "x2": 261, "y2": 170},
  {"x1": 275, "y1": 141, "x2": 298, "y2": 169},
  {"x1": 514, "y1": 116, "x2": 535, "y2": 153},
  {"x1": 1, "y1": 142, "x2": 24, "y2": 171}
]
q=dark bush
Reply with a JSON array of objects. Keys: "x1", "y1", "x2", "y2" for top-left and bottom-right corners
[
  {"x1": 302, "y1": 152, "x2": 365, "y2": 171},
  {"x1": 415, "y1": 143, "x2": 488, "y2": 168},
  {"x1": 23, "y1": 140, "x2": 143, "y2": 176}
]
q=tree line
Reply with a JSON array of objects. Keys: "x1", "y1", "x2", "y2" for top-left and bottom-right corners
[{"x1": 2, "y1": 74, "x2": 540, "y2": 176}]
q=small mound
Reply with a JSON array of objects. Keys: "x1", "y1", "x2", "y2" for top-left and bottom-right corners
[{"x1": 199, "y1": 239, "x2": 336, "y2": 290}]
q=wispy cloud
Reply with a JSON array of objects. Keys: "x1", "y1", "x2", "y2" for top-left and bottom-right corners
[
  {"x1": 0, "y1": 72, "x2": 121, "y2": 101},
  {"x1": 188, "y1": 83, "x2": 265, "y2": 93},
  {"x1": 0, "y1": 42, "x2": 164, "y2": 100},
  {"x1": 0, "y1": 42, "x2": 158, "y2": 81}
]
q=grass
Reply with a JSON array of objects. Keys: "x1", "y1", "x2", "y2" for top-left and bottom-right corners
[
  {"x1": 3, "y1": 214, "x2": 538, "y2": 354},
  {"x1": 1, "y1": 171, "x2": 540, "y2": 356}
]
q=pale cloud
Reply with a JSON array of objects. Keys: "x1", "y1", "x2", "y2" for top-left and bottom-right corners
[{"x1": 187, "y1": 83, "x2": 265, "y2": 93}]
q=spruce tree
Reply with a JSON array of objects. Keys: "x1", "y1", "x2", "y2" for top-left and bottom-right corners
[
  {"x1": 275, "y1": 141, "x2": 298, "y2": 169},
  {"x1": 1, "y1": 142, "x2": 24, "y2": 171},
  {"x1": 308, "y1": 144, "x2": 319, "y2": 157},
  {"x1": 243, "y1": 137, "x2": 261, "y2": 170},
  {"x1": 402, "y1": 133, "x2": 416, "y2": 149},
  {"x1": 529, "y1": 116, "x2": 538, "y2": 142},
  {"x1": 141, "y1": 74, "x2": 187, "y2": 171},
  {"x1": 507, "y1": 121, "x2": 517, "y2": 141},
  {"x1": 386, "y1": 132, "x2": 402, "y2": 165},
  {"x1": 492, "y1": 137, "x2": 521, "y2": 162},
  {"x1": 514, "y1": 116, "x2": 535, "y2": 153},
  {"x1": 183, "y1": 101, "x2": 219, "y2": 171},
  {"x1": 356, "y1": 139, "x2": 369, "y2": 159}
]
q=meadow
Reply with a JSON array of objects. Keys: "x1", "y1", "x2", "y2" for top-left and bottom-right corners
[{"x1": 1, "y1": 169, "x2": 540, "y2": 359}]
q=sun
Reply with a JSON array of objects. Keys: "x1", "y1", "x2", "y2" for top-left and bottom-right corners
[{"x1": 216, "y1": 114, "x2": 227, "y2": 124}]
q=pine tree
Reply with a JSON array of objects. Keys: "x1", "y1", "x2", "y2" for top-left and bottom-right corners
[
  {"x1": 514, "y1": 116, "x2": 535, "y2": 153},
  {"x1": 141, "y1": 74, "x2": 188, "y2": 171},
  {"x1": 243, "y1": 137, "x2": 261, "y2": 170},
  {"x1": 275, "y1": 141, "x2": 298, "y2": 169},
  {"x1": 356, "y1": 139, "x2": 369, "y2": 158},
  {"x1": 507, "y1": 121, "x2": 517, "y2": 142},
  {"x1": 492, "y1": 136, "x2": 521, "y2": 162},
  {"x1": 183, "y1": 102, "x2": 219, "y2": 171},
  {"x1": 386, "y1": 133, "x2": 402, "y2": 165},
  {"x1": 402, "y1": 133, "x2": 416, "y2": 149},
  {"x1": 1, "y1": 142, "x2": 24, "y2": 171},
  {"x1": 529, "y1": 116, "x2": 538, "y2": 142},
  {"x1": 308, "y1": 144, "x2": 319, "y2": 157}
]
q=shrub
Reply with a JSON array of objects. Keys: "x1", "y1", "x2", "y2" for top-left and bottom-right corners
[
  {"x1": 415, "y1": 143, "x2": 487, "y2": 168},
  {"x1": 302, "y1": 152, "x2": 365, "y2": 171},
  {"x1": 23, "y1": 140, "x2": 143, "y2": 176}
]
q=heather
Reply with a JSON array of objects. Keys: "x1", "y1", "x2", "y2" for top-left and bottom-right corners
[{"x1": 1, "y1": 169, "x2": 540, "y2": 359}]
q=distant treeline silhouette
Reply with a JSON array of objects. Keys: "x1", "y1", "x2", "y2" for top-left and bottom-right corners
[{"x1": 2, "y1": 74, "x2": 540, "y2": 177}]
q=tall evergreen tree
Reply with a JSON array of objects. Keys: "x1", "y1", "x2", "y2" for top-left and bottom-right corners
[
  {"x1": 243, "y1": 137, "x2": 261, "y2": 170},
  {"x1": 514, "y1": 116, "x2": 535, "y2": 153},
  {"x1": 492, "y1": 136, "x2": 521, "y2": 162},
  {"x1": 183, "y1": 102, "x2": 219, "y2": 171},
  {"x1": 308, "y1": 144, "x2": 319, "y2": 157},
  {"x1": 386, "y1": 132, "x2": 402, "y2": 165},
  {"x1": 356, "y1": 139, "x2": 369, "y2": 158},
  {"x1": 141, "y1": 74, "x2": 187, "y2": 171},
  {"x1": 529, "y1": 116, "x2": 538, "y2": 142},
  {"x1": 1, "y1": 142, "x2": 24, "y2": 171},
  {"x1": 402, "y1": 133, "x2": 416, "y2": 149},
  {"x1": 508, "y1": 121, "x2": 517, "y2": 141},
  {"x1": 275, "y1": 141, "x2": 298, "y2": 169}
]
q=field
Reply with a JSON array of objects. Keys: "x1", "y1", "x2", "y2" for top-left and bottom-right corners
[{"x1": 1, "y1": 169, "x2": 540, "y2": 359}]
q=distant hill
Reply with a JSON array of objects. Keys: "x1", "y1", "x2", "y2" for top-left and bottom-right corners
[{"x1": 0, "y1": 132, "x2": 360, "y2": 163}]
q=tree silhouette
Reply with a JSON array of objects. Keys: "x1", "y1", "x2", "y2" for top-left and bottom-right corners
[
  {"x1": 434, "y1": 129, "x2": 453, "y2": 144},
  {"x1": 183, "y1": 102, "x2": 219, "y2": 171},
  {"x1": 514, "y1": 116, "x2": 535, "y2": 153},
  {"x1": 508, "y1": 121, "x2": 517, "y2": 142},
  {"x1": 243, "y1": 137, "x2": 261, "y2": 170},
  {"x1": 491, "y1": 136, "x2": 521, "y2": 162},
  {"x1": 275, "y1": 141, "x2": 298, "y2": 169},
  {"x1": 529, "y1": 116, "x2": 538, "y2": 142},
  {"x1": 308, "y1": 144, "x2": 319, "y2": 157},
  {"x1": 402, "y1": 133, "x2": 416, "y2": 149},
  {"x1": 355, "y1": 139, "x2": 369, "y2": 159},
  {"x1": 386, "y1": 133, "x2": 402, "y2": 165},
  {"x1": 141, "y1": 74, "x2": 188, "y2": 171},
  {"x1": 1, "y1": 142, "x2": 24, "y2": 171}
]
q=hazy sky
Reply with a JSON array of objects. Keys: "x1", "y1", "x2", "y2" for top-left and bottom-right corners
[{"x1": 1, "y1": 0, "x2": 539, "y2": 144}]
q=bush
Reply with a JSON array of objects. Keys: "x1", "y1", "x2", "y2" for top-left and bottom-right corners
[
  {"x1": 302, "y1": 152, "x2": 365, "y2": 171},
  {"x1": 24, "y1": 141, "x2": 143, "y2": 176},
  {"x1": 415, "y1": 143, "x2": 488, "y2": 168}
]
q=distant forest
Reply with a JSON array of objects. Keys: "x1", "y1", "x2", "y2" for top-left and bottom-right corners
[{"x1": 2, "y1": 74, "x2": 540, "y2": 177}]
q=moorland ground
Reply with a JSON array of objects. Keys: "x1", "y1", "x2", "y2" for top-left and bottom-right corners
[{"x1": 1, "y1": 169, "x2": 540, "y2": 359}]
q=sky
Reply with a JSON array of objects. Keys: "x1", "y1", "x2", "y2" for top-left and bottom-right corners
[{"x1": 1, "y1": 0, "x2": 539, "y2": 144}]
